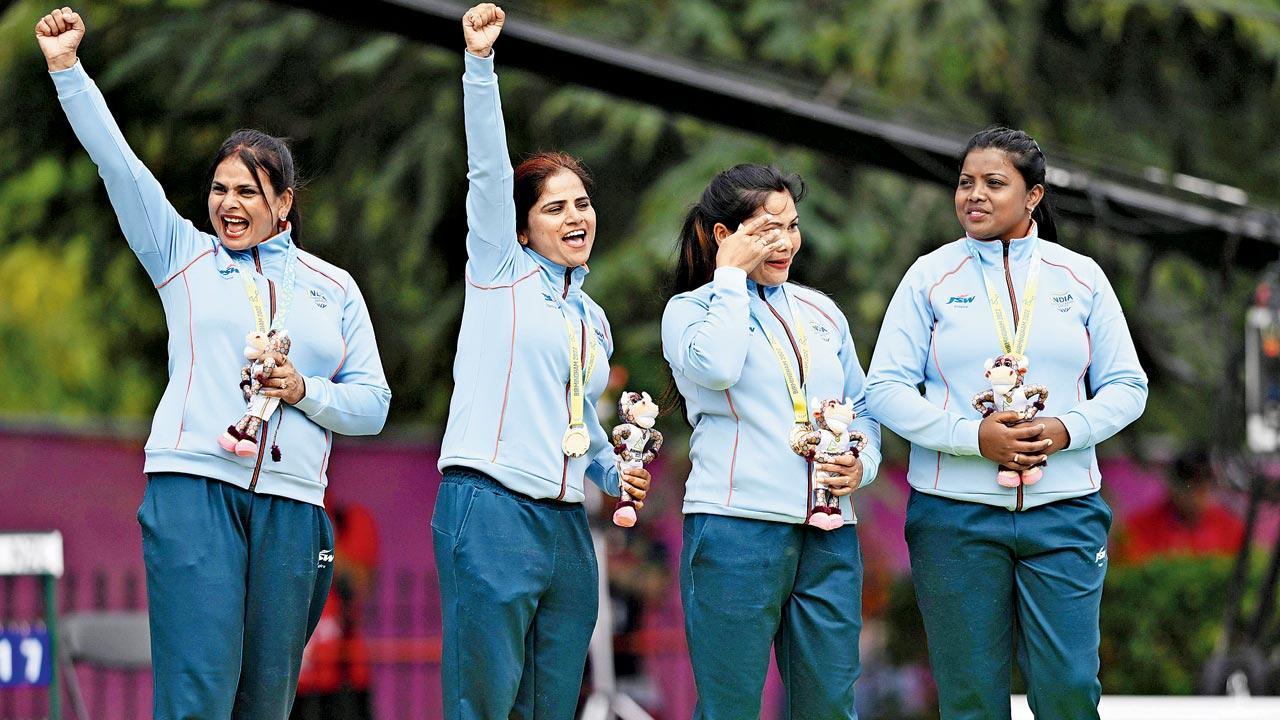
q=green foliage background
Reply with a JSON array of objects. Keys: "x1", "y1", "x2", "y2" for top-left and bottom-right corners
[{"x1": 3, "y1": 0, "x2": 1280, "y2": 455}]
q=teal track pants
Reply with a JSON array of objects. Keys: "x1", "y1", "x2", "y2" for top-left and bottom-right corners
[
  {"x1": 681, "y1": 513, "x2": 864, "y2": 719},
  {"x1": 905, "y1": 489, "x2": 1113, "y2": 720},
  {"x1": 139, "y1": 473, "x2": 334, "y2": 720},
  {"x1": 432, "y1": 468, "x2": 598, "y2": 720}
]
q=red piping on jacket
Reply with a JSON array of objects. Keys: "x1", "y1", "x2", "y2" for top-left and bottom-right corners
[
  {"x1": 724, "y1": 389, "x2": 741, "y2": 505},
  {"x1": 174, "y1": 273, "x2": 197, "y2": 449}
]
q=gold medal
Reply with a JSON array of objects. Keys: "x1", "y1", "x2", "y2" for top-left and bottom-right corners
[{"x1": 562, "y1": 424, "x2": 591, "y2": 457}]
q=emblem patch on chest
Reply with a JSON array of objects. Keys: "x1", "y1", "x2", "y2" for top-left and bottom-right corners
[
  {"x1": 1050, "y1": 291, "x2": 1075, "y2": 313},
  {"x1": 541, "y1": 292, "x2": 559, "y2": 308},
  {"x1": 309, "y1": 289, "x2": 329, "y2": 309},
  {"x1": 808, "y1": 320, "x2": 832, "y2": 342},
  {"x1": 946, "y1": 293, "x2": 974, "y2": 306}
]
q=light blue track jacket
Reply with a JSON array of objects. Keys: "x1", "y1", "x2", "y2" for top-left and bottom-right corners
[
  {"x1": 52, "y1": 61, "x2": 391, "y2": 507},
  {"x1": 866, "y1": 228, "x2": 1147, "y2": 510},
  {"x1": 437, "y1": 52, "x2": 621, "y2": 503},
  {"x1": 663, "y1": 268, "x2": 882, "y2": 524}
]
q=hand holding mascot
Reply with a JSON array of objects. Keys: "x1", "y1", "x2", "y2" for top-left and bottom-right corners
[
  {"x1": 972, "y1": 353, "x2": 1049, "y2": 488},
  {"x1": 611, "y1": 391, "x2": 663, "y2": 528}
]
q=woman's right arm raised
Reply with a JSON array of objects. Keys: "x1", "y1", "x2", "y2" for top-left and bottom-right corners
[
  {"x1": 37, "y1": 7, "x2": 206, "y2": 286},
  {"x1": 461, "y1": 3, "x2": 520, "y2": 282}
]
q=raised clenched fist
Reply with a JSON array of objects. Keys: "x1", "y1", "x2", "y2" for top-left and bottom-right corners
[
  {"x1": 35, "y1": 7, "x2": 84, "y2": 72},
  {"x1": 462, "y1": 3, "x2": 505, "y2": 58}
]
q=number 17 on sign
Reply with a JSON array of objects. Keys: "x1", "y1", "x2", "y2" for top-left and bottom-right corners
[{"x1": 0, "y1": 627, "x2": 52, "y2": 688}]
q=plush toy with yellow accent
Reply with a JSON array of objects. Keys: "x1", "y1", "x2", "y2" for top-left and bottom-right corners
[
  {"x1": 611, "y1": 391, "x2": 663, "y2": 528},
  {"x1": 219, "y1": 329, "x2": 292, "y2": 460},
  {"x1": 972, "y1": 353, "x2": 1049, "y2": 488}
]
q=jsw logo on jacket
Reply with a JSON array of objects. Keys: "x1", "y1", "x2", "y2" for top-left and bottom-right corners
[{"x1": 866, "y1": 228, "x2": 1147, "y2": 510}]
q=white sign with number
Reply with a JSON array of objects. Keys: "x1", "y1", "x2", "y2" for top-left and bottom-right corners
[{"x1": 0, "y1": 531, "x2": 64, "y2": 577}]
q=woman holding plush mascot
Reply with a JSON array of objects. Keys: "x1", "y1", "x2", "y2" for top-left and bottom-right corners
[
  {"x1": 867, "y1": 127, "x2": 1147, "y2": 720},
  {"x1": 662, "y1": 164, "x2": 881, "y2": 717},
  {"x1": 432, "y1": 5, "x2": 651, "y2": 718},
  {"x1": 37, "y1": 6, "x2": 390, "y2": 719}
]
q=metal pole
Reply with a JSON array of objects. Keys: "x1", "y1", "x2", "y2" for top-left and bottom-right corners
[{"x1": 45, "y1": 574, "x2": 59, "y2": 720}]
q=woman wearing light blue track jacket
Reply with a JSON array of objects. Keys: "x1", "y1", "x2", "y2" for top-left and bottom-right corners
[
  {"x1": 38, "y1": 7, "x2": 390, "y2": 719},
  {"x1": 431, "y1": 5, "x2": 651, "y2": 719},
  {"x1": 663, "y1": 164, "x2": 882, "y2": 718},
  {"x1": 867, "y1": 127, "x2": 1147, "y2": 720}
]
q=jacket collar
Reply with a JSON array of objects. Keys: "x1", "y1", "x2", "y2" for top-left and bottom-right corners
[
  {"x1": 746, "y1": 277, "x2": 787, "y2": 300},
  {"x1": 225, "y1": 224, "x2": 295, "y2": 274},
  {"x1": 527, "y1": 246, "x2": 589, "y2": 293},
  {"x1": 964, "y1": 221, "x2": 1041, "y2": 268}
]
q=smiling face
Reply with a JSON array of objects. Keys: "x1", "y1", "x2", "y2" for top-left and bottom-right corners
[
  {"x1": 519, "y1": 169, "x2": 596, "y2": 268},
  {"x1": 207, "y1": 156, "x2": 292, "y2": 252},
  {"x1": 955, "y1": 147, "x2": 1043, "y2": 242},
  {"x1": 740, "y1": 190, "x2": 801, "y2": 286}
]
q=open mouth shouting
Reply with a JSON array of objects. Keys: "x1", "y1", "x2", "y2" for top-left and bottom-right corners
[
  {"x1": 221, "y1": 214, "x2": 250, "y2": 240},
  {"x1": 562, "y1": 229, "x2": 588, "y2": 249}
]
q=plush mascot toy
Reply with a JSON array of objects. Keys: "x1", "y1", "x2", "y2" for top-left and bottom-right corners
[
  {"x1": 790, "y1": 397, "x2": 866, "y2": 531},
  {"x1": 972, "y1": 353, "x2": 1049, "y2": 488},
  {"x1": 611, "y1": 391, "x2": 663, "y2": 528},
  {"x1": 219, "y1": 329, "x2": 291, "y2": 460}
]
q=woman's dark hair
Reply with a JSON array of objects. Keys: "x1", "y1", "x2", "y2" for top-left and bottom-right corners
[
  {"x1": 961, "y1": 126, "x2": 1057, "y2": 242},
  {"x1": 672, "y1": 164, "x2": 807, "y2": 296},
  {"x1": 205, "y1": 129, "x2": 302, "y2": 247},
  {"x1": 513, "y1": 152, "x2": 594, "y2": 234},
  {"x1": 662, "y1": 164, "x2": 807, "y2": 419}
]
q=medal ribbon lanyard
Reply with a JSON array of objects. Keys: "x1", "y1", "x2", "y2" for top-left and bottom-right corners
[
  {"x1": 972, "y1": 245, "x2": 1041, "y2": 358},
  {"x1": 564, "y1": 314, "x2": 600, "y2": 432},
  {"x1": 236, "y1": 243, "x2": 298, "y2": 333},
  {"x1": 752, "y1": 288, "x2": 811, "y2": 426}
]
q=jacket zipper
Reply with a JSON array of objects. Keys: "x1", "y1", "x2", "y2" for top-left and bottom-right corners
[
  {"x1": 558, "y1": 268, "x2": 577, "y2": 501},
  {"x1": 249, "y1": 247, "x2": 276, "y2": 492},
  {"x1": 759, "y1": 286, "x2": 813, "y2": 511},
  {"x1": 1002, "y1": 240, "x2": 1025, "y2": 512}
]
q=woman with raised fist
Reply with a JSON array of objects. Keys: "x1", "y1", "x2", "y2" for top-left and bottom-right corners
[
  {"x1": 37, "y1": 7, "x2": 390, "y2": 718},
  {"x1": 431, "y1": 4, "x2": 650, "y2": 718}
]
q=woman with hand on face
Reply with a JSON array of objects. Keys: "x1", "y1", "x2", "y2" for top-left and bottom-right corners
[
  {"x1": 866, "y1": 127, "x2": 1147, "y2": 720},
  {"x1": 431, "y1": 5, "x2": 651, "y2": 718},
  {"x1": 36, "y1": 6, "x2": 390, "y2": 719},
  {"x1": 662, "y1": 164, "x2": 881, "y2": 718}
]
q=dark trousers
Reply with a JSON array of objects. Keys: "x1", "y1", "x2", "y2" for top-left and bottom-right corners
[
  {"x1": 433, "y1": 468, "x2": 598, "y2": 720},
  {"x1": 905, "y1": 489, "x2": 1112, "y2": 720},
  {"x1": 681, "y1": 513, "x2": 864, "y2": 719},
  {"x1": 140, "y1": 472, "x2": 334, "y2": 720}
]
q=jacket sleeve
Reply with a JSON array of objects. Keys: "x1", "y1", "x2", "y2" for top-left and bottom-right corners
[
  {"x1": 1057, "y1": 262, "x2": 1148, "y2": 449},
  {"x1": 866, "y1": 260, "x2": 983, "y2": 456},
  {"x1": 294, "y1": 278, "x2": 392, "y2": 436},
  {"x1": 586, "y1": 444, "x2": 623, "y2": 497},
  {"x1": 661, "y1": 268, "x2": 752, "y2": 390},
  {"x1": 833, "y1": 308, "x2": 882, "y2": 486},
  {"x1": 50, "y1": 61, "x2": 211, "y2": 285},
  {"x1": 461, "y1": 51, "x2": 521, "y2": 283}
]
